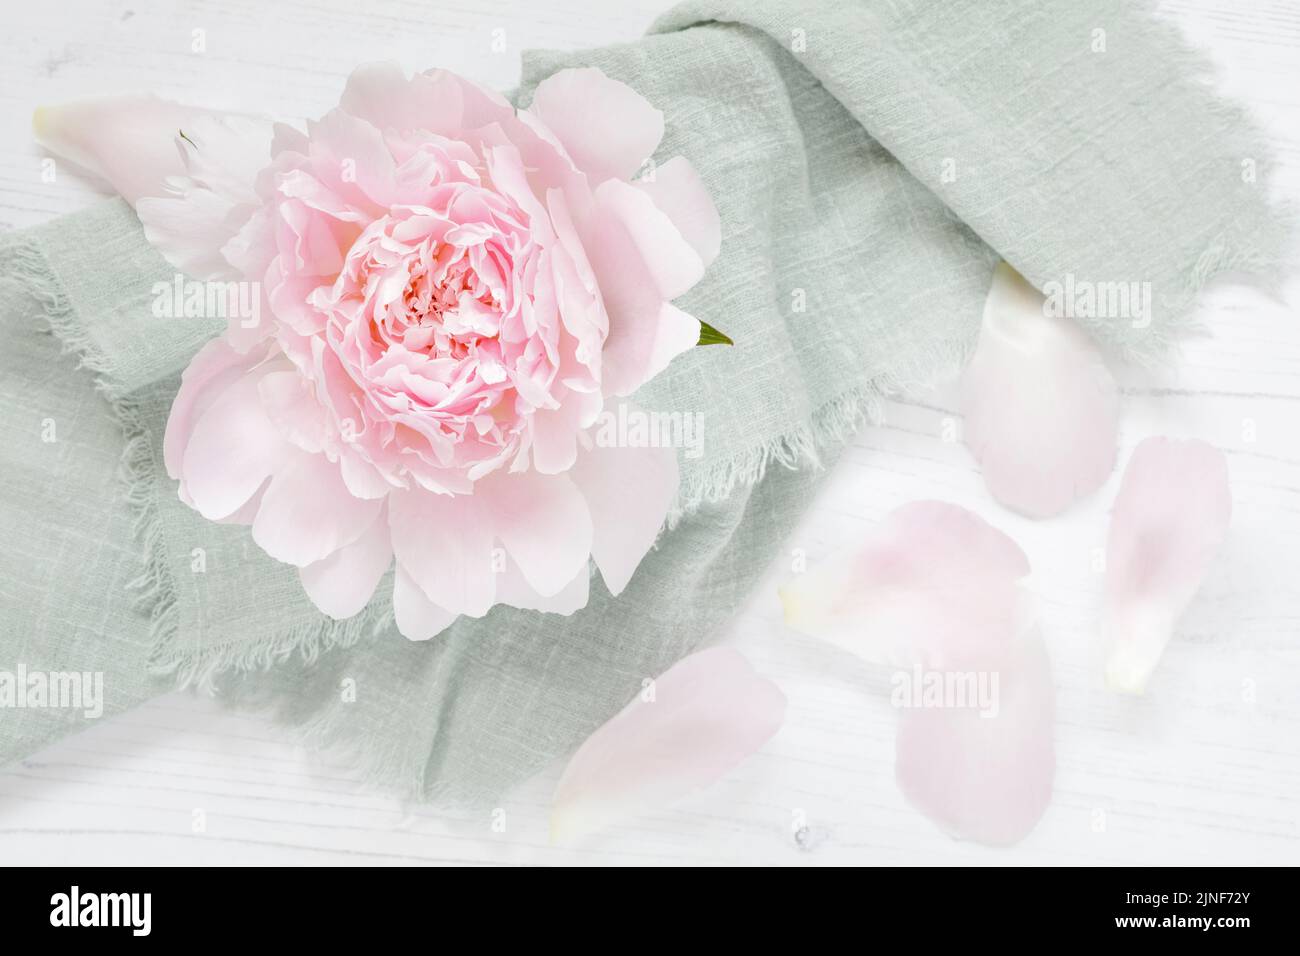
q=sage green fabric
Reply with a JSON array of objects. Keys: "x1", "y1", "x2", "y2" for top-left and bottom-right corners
[{"x1": 0, "y1": 0, "x2": 1287, "y2": 804}]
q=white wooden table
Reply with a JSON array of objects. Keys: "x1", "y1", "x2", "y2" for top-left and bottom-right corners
[{"x1": 1, "y1": 0, "x2": 1297, "y2": 866}]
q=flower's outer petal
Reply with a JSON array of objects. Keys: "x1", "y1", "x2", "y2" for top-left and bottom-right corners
[
  {"x1": 393, "y1": 565, "x2": 457, "y2": 642},
  {"x1": 180, "y1": 373, "x2": 285, "y2": 521},
  {"x1": 606, "y1": 300, "x2": 702, "y2": 400},
  {"x1": 569, "y1": 435, "x2": 678, "y2": 596},
  {"x1": 164, "y1": 337, "x2": 267, "y2": 481},
  {"x1": 593, "y1": 179, "x2": 704, "y2": 301},
  {"x1": 634, "y1": 156, "x2": 721, "y2": 267},
  {"x1": 339, "y1": 61, "x2": 464, "y2": 134},
  {"x1": 252, "y1": 448, "x2": 384, "y2": 567},
  {"x1": 33, "y1": 94, "x2": 223, "y2": 204},
  {"x1": 388, "y1": 487, "x2": 497, "y2": 618},
  {"x1": 550, "y1": 647, "x2": 786, "y2": 844},
  {"x1": 1103, "y1": 438, "x2": 1232, "y2": 694},
  {"x1": 477, "y1": 469, "x2": 594, "y2": 598},
  {"x1": 779, "y1": 501, "x2": 1031, "y2": 670},
  {"x1": 895, "y1": 633, "x2": 1055, "y2": 846},
  {"x1": 569, "y1": 177, "x2": 702, "y2": 397},
  {"x1": 298, "y1": 508, "x2": 393, "y2": 619},
  {"x1": 137, "y1": 188, "x2": 245, "y2": 281},
  {"x1": 961, "y1": 262, "x2": 1119, "y2": 518},
  {"x1": 494, "y1": 559, "x2": 590, "y2": 615},
  {"x1": 528, "y1": 67, "x2": 664, "y2": 184}
]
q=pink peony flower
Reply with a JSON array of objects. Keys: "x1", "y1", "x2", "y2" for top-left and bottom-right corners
[{"x1": 35, "y1": 64, "x2": 722, "y2": 639}]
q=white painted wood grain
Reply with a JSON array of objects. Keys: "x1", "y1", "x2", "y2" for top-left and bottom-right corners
[{"x1": 1, "y1": 0, "x2": 1297, "y2": 866}]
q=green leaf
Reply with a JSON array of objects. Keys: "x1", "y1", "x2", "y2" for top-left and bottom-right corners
[
  {"x1": 696, "y1": 320, "x2": 734, "y2": 347},
  {"x1": 178, "y1": 128, "x2": 197, "y2": 150}
]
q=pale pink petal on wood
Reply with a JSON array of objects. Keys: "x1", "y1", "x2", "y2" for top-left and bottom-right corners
[
  {"x1": 779, "y1": 500, "x2": 1054, "y2": 845},
  {"x1": 895, "y1": 634, "x2": 1055, "y2": 846},
  {"x1": 962, "y1": 262, "x2": 1119, "y2": 518},
  {"x1": 1103, "y1": 438, "x2": 1232, "y2": 693},
  {"x1": 779, "y1": 501, "x2": 1031, "y2": 670},
  {"x1": 550, "y1": 647, "x2": 786, "y2": 844}
]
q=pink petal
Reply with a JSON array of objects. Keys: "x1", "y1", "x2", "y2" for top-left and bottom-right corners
[
  {"x1": 258, "y1": 369, "x2": 329, "y2": 453},
  {"x1": 592, "y1": 179, "x2": 704, "y2": 300},
  {"x1": 528, "y1": 67, "x2": 663, "y2": 184},
  {"x1": 529, "y1": 389, "x2": 594, "y2": 475},
  {"x1": 634, "y1": 156, "x2": 721, "y2": 266},
  {"x1": 298, "y1": 508, "x2": 393, "y2": 619},
  {"x1": 494, "y1": 559, "x2": 590, "y2": 615},
  {"x1": 779, "y1": 501, "x2": 1031, "y2": 670},
  {"x1": 961, "y1": 262, "x2": 1119, "y2": 518},
  {"x1": 387, "y1": 487, "x2": 497, "y2": 617},
  {"x1": 550, "y1": 647, "x2": 786, "y2": 844},
  {"x1": 32, "y1": 94, "x2": 223, "y2": 204},
  {"x1": 393, "y1": 565, "x2": 457, "y2": 641},
  {"x1": 180, "y1": 373, "x2": 286, "y2": 521},
  {"x1": 339, "y1": 61, "x2": 464, "y2": 134},
  {"x1": 1103, "y1": 438, "x2": 1232, "y2": 693},
  {"x1": 569, "y1": 434, "x2": 678, "y2": 596},
  {"x1": 476, "y1": 470, "x2": 593, "y2": 598},
  {"x1": 164, "y1": 337, "x2": 268, "y2": 480},
  {"x1": 251, "y1": 448, "x2": 384, "y2": 567},
  {"x1": 779, "y1": 501, "x2": 1054, "y2": 845},
  {"x1": 895, "y1": 634, "x2": 1055, "y2": 846},
  {"x1": 136, "y1": 114, "x2": 273, "y2": 280}
]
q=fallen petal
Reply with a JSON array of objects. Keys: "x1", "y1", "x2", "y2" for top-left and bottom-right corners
[
  {"x1": 961, "y1": 262, "x2": 1119, "y2": 518},
  {"x1": 550, "y1": 647, "x2": 785, "y2": 844},
  {"x1": 779, "y1": 501, "x2": 1032, "y2": 670},
  {"x1": 780, "y1": 500, "x2": 1054, "y2": 845},
  {"x1": 894, "y1": 633, "x2": 1055, "y2": 846},
  {"x1": 1103, "y1": 437, "x2": 1232, "y2": 693}
]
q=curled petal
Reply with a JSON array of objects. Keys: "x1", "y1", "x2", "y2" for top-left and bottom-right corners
[
  {"x1": 550, "y1": 648, "x2": 786, "y2": 844},
  {"x1": 1104, "y1": 438, "x2": 1232, "y2": 693},
  {"x1": 961, "y1": 262, "x2": 1119, "y2": 518},
  {"x1": 528, "y1": 67, "x2": 664, "y2": 184}
]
